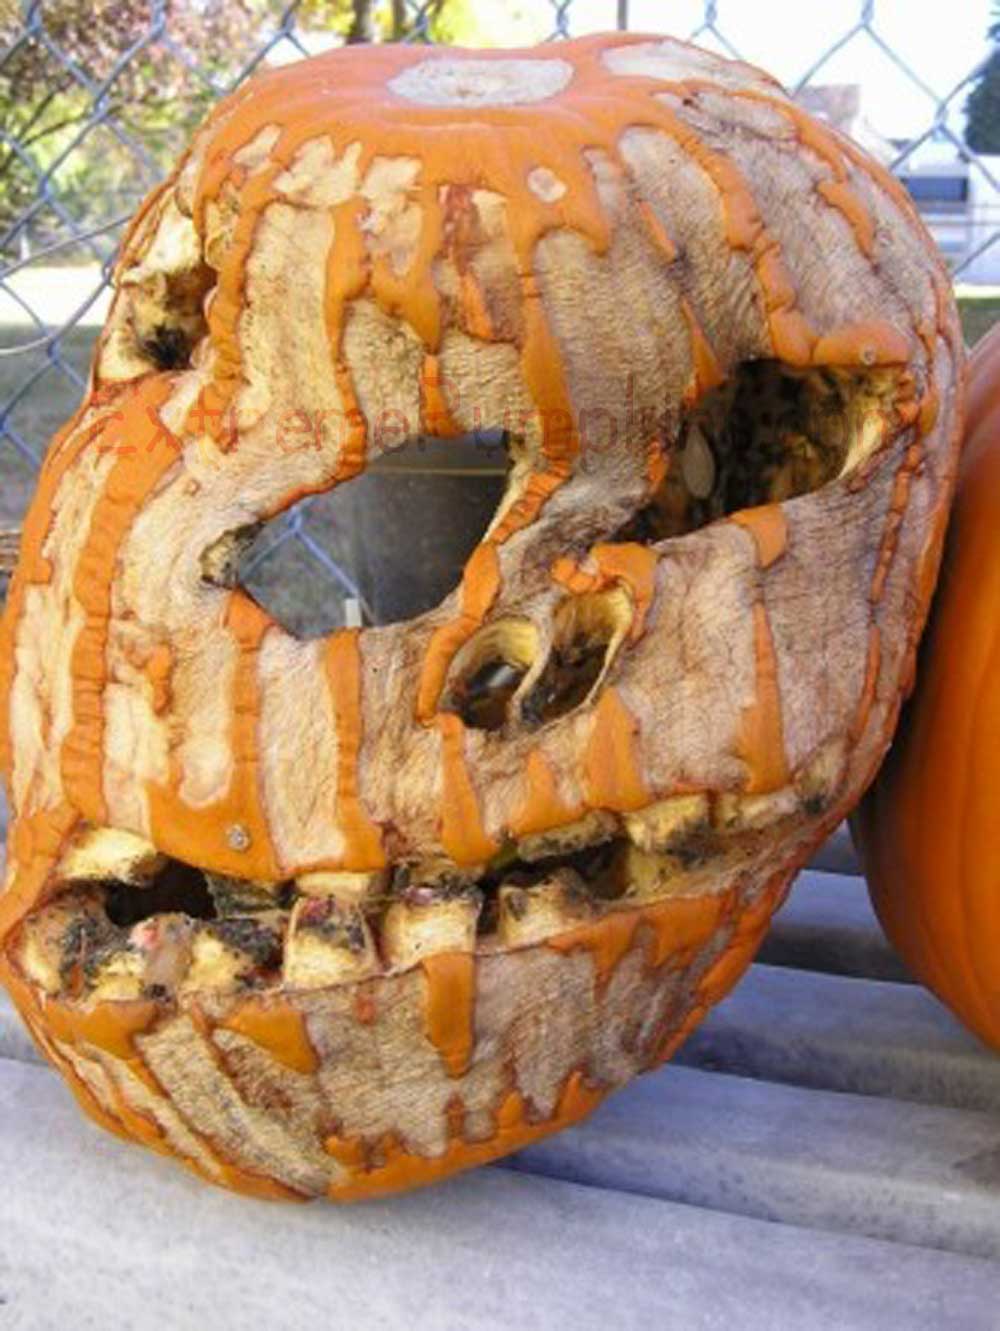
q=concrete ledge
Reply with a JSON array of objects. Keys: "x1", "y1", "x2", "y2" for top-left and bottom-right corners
[
  {"x1": 510, "y1": 1062, "x2": 1000, "y2": 1259},
  {"x1": 808, "y1": 824, "x2": 861, "y2": 876},
  {"x1": 678, "y1": 964, "x2": 1000, "y2": 1113},
  {"x1": 1, "y1": 1057, "x2": 998, "y2": 1331},
  {"x1": 759, "y1": 869, "x2": 912, "y2": 982},
  {"x1": 0, "y1": 993, "x2": 40, "y2": 1066}
]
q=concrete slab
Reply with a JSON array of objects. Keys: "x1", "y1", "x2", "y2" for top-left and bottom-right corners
[
  {"x1": 0, "y1": 993, "x2": 37, "y2": 1066},
  {"x1": 0, "y1": 1057, "x2": 997, "y2": 1331},
  {"x1": 808, "y1": 825, "x2": 861, "y2": 876},
  {"x1": 510, "y1": 1062, "x2": 1000, "y2": 1259},
  {"x1": 759, "y1": 870, "x2": 912, "y2": 982},
  {"x1": 678, "y1": 964, "x2": 1000, "y2": 1113}
]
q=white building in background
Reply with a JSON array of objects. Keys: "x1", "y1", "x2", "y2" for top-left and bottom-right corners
[
  {"x1": 893, "y1": 150, "x2": 1000, "y2": 286},
  {"x1": 796, "y1": 85, "x2": 1000, "y2": 286}
]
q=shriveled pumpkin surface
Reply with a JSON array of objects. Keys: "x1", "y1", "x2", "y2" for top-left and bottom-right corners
[{"x1": 0, "y1": 34, "x2": 964, "y2": 1199}]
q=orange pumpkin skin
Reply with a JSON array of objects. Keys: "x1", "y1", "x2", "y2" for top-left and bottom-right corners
[{"x1": 856, "y1": 325, "x2": 1000, "y2": 1049}]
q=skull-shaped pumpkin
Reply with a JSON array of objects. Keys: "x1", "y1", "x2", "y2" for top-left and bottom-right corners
[{"x1": 0, "y1": 34, "x2": 963, "y2": 1200}]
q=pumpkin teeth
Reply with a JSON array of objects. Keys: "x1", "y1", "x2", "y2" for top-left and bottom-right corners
[
  {"x1": 15, "y1": 889, "x2": 110, "y2": 997},
  {"x1": 381, "y1": 887, "x2": 481, "y2": 970},
  {"x1": 713, "y1": 787, "x2": 802, "y2": 834},
  {"x1": 497, "y1": 868, "x2": 593, "y2": 948},
  {"x1": 623, "y1": 795, "x2": 712, "y2": 854},
  {"x1": 283, "y1": 897, "x2": 379, "y2": 989},
  {"x1": 60, "y1": 827, "x2": 165, "y2": 886},
  {"x1": 129, "y1": 914, "x2": 196, "y2": 993},
  {"x1": 794, "y1": 738, "x2": 848, "y2": 814},
  {"x1": 179, "y1": 914, "x2": 285, "y2": 995},
  {"x1": 204, "y1": 872, "x2": 287, "y2": 917},
  {"x1": 515, "y1": 810, "x2": 619, "y2": 863},
  {"x1": 294, "y1": 869, "x2": 389, "y2": 907},
  {"x1": 15, "y1": 765, "x2": 842, "y2": 1003},
  {"x1": 86, "y1": 944, "x2": 149, "y2": 1002}
]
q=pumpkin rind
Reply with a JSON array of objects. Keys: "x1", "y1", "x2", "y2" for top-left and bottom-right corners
[
  {"x1": 856, "y1": 326, "x2": 1000, "y2": 1049},
  {"x1": 0, "y1": 33, "x2": 965, "y2": 1199}
]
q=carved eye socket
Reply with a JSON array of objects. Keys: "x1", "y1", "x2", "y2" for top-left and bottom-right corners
[
  {"x1": 201, "y1": 431, "x2": 511, "y2": 637},
  {"x1": 430, "y1": 358, "x2": 900, "y2": 735},
  {"x1": 617, "y1": 358, "x2": 898, "y2": 544}
]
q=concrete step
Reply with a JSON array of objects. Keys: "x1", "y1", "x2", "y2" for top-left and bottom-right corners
[
  {"x1": 0, "y1": 1055, "x2": 997, "y2": 1331},
  {"x1": 509, "y1": 1062, "x2": 1000, "y2": 1260},
  {"x1": 808, "y1": 824, "x2": 861, "y2": 876},
  {"x1": 759, "y1": 869, "x2": 912, "y2": 982},
  {"x1": 678, "y1": 963, "x2": 1000, "y2": 1113},
  {"x1": 0, "y1": 991, "x2": 40, "y2": 1066}
]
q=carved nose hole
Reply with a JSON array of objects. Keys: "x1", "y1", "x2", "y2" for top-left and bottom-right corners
[
  {"x1": 448, "y1": 659, "x2": 526, "y2": 731},
  {"x1": 440, "y1": 618, "x2": 537, "y2": 732},
  {"x1": 522, "y1": 588, "x2": 633, "y2": 728}
]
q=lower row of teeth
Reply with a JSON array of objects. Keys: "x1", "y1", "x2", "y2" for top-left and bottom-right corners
[
  {"x1": 17, "y1": 866, "x2": 602, "y2": 1002},
  {"x1": 14, "y1": 746, "x2": 843, "y2": 1002}
]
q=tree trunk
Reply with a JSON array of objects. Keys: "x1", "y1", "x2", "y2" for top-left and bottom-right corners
[{"x1": 346, "y1": 0, "x2": 376, "y2": 44}]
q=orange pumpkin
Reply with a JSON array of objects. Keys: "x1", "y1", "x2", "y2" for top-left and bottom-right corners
[
  {"x1": 856, "y1": 324, "x2": 1000, "y2": 1049},
  {"x1": 0, "y1": 34, "x2": 964, "y2": 1199}
]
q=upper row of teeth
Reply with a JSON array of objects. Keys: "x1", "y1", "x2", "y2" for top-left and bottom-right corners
[{"x1": 17, "y1": 740, "x2": 844, "y2": 1001}]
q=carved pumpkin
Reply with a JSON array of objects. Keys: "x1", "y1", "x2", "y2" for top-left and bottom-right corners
[
  {"x1": 856, "y1": 324, "x2": 999, "y2": 1049},
  {"x1": 0, "y1": 34, "x2": 964, "y2": 1200}
]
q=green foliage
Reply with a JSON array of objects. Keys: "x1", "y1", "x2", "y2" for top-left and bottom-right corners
[
  {"x1": 0, "y1": 0, "x2": 409, "y2": 260},
  {"x1": 965, "y1": 2, "x2": 1000, "y2": 153}
]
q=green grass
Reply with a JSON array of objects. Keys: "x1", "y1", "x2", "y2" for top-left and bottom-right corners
[{"x1": 957, "y1": 296, "x2": 1000, "y2": 349}]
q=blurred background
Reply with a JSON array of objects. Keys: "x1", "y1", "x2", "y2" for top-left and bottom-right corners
[{"x1": 1, "y1": 0, "x2": 999, "y2": 636}]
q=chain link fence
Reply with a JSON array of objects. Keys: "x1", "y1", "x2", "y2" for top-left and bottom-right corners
[{"x1": 2, "y1": 0, "x2": 999, "y2": 629}]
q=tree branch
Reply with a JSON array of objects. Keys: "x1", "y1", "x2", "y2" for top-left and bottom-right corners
[
  {"x1": 4, "y1": 80, "x2": 68, "y2": 145},
  {"x1": 0, "y1": 108, "x2": 97, "y2": 185}
]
